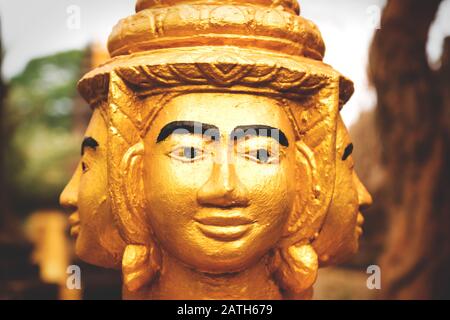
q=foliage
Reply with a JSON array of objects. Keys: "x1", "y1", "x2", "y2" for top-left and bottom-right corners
[{"x1": 4, "y1": 49, "x2": 85, "y2": 211}]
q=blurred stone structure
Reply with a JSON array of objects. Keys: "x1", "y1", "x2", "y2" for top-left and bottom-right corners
[{"x1": 370, "y1": 0, "x2": 450, "y2": 299}]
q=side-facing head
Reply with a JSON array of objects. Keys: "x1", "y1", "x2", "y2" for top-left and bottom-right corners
[
  {"x1": 313, "y1": 116, "x2": 373, "y2": 265},
  {"x1": 60, "y1": 106, "x2": 125, "y2": 268}
]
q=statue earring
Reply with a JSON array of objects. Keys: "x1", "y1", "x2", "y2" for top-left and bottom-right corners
[
  {"x1": 122, "y1": 240, "x2": 162, "y2": 292},
  {"x1": 271, "y1": 242, "x2": 319, "y2": 298}
]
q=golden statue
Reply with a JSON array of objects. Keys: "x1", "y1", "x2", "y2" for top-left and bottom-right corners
[{"x1": 60, "y1": 0, "x2": 372, "y2": 299}]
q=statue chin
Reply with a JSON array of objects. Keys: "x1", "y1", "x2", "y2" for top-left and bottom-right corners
[
  {"x1": 74, "y1": 233, "x2": 114, "y2": 268},
  {"x1": 151, "y1": 218, "x2": 284, "y2": 274},
  {"x1": 165, "y1": 241, "x2": 271, "y2": 274}
]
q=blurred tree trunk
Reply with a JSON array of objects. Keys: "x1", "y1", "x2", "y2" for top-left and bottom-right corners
[{"x1": 369, "y1": 0, "x2": 450, "y2": 299}]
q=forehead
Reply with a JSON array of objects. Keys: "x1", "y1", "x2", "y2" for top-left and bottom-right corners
[
  {"x1": 83, "y1": 108, "x2": 107, "y2": 142},
  {"x1": 148, "y1": 93, "x2": 296, "y2": 138}
]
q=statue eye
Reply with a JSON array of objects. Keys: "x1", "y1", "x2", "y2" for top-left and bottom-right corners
[
  {"x1": 169, "y1": 146, "x2": 206, "y2": 162},
  {"x1": 184, "y1": 147, "x2": 198, "y2": 159},
  {"x1": 81, "y1": 161, "x2": 89, "y2": 173},
  {"x1": 243, "y1": 148, "x2": 278, "y2": 164},
  {"x1": 342, "y1": 143, "x2": 354, "y2": 161},
  {"x1": 256, "y1": 149, "x2": 270, "y2": 163}
]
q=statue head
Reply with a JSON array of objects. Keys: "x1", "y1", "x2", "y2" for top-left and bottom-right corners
[
  {"x1": 313, "y1": 116, "x2": 373, "y2": 266},
  {"x1": 67, "y1": 0, "x2": 368, "y2": 297},
  {"x1": 60, "y1": 105, "x2": 125, "y2": 268}
]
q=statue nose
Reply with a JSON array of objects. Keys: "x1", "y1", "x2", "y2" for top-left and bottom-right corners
[
  {"x1": 59, "y1": 165, "x2": 81, "y2": 211},
  {"x1": 353, "y1": 172, "x2": 373, "y2": 210},
  {"x1": 197, "y1": 161, "x2": 249, "y2": 208}
]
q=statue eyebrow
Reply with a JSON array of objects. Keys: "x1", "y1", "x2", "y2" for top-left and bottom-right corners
[
  {"x1": 342, "y1": 143, "x2": 354, "y2": 161},
  {"x1": 230, "y1": 125, "x2": 289, "y2": 147},
  {"x1": 157, "y1": 121, "x2": 220, "y2": 143},
  {"x1": 81, "y1": 137, "x2": 99, "y2": 155}
]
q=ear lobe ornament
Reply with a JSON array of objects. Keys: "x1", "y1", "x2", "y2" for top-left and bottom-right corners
[
  {"x1": 122, "y1": 243, "x2": 162, "y2": 292},
  {"x1": 270, "y1": 243, "x2": 318, "y2": 296}
]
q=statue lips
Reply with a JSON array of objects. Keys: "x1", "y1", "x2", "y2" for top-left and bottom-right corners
[
  {"x1": 356, "y1": 212, "x2": 364, "y2": 237},
  {"x1": 68, "y1": 212, "x2": 81, "y2": 237},
  {"x1": 194, "y1": 213, "x2": 254, "y2": 242}
]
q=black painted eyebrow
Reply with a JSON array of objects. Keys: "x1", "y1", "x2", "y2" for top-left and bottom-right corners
[
  {"x1": 156, "y1": 121, "x2": 220, "y2": 143},
  {"x1": 342, "y1": 143, "x2": 354, "y2": 161},
  {"x1": 81, "y1": 137, "x2": 99, "y2": 155},
  {"x1": 230, "y1": 125, "x2": 289, "y2": 147}
]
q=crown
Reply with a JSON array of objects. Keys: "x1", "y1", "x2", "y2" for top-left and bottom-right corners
[
  {"x1": 109, "y1": 0, "x2": 323, "y2": 60},
  {"x1": 135, "y1": 0, "x2": 300, "y2": 14},
  {"x1": 78, "y1": 0, "x2": 353, "y2": 107}
]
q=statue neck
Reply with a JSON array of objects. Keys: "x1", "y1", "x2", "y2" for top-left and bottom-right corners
[{"x1": 123, "y1": 250, "x2": 283, "y2": 300}]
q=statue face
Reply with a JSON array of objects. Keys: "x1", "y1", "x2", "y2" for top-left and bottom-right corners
[
  {"x1": 142, "y1": 93, "x2": 297, "y2": 273},
  {"x1": 336, "y1": 118, "x2": 372, "y2": 247},
  {"x1": 60, "y1": 109, "x2": 123, "y2": 268},
  {"x1": 315, "y1": 117, "x2": 372, "y2": 263}
]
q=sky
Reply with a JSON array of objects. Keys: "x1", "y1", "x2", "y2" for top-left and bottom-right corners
[{"x1": 0, "y1": 0, "x2": 449, "y2": 126}]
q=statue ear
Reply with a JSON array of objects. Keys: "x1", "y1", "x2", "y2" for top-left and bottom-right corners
[
  {"x1": 282, "y1": 140, "x2": 316, "y2": 244},
  {"x1": 108, "y1": 71, "x2": 149, "y2": 245},
  {"x1": 118, "y1": 141, "x2": 149, "y2": 244},
  {"x1": 119, "y1": 143, "x2": 162, "y2": 291},
  {"x1": 107, "y1": 72, "x2": 162, "y2": 290},
  {"x1": 271, "y1": 142, "x2": 320, "y2": 297}
]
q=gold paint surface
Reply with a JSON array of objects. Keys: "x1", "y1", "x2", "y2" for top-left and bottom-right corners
[
  {"x1": 110, "y1": 0, "x2": 320, "y2": 59},
  {"x1": 60, "y1": 108, "x2": 125, "y2": 268},
  {"x1": 60, "y1": 0, "x2": 372, "y2": 299},
  {"x1": 313, "y1": 116, "x2": 373, "y2": 266}
]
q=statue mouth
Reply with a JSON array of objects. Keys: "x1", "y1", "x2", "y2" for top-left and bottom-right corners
[
  {"x1": 194, "y1": 212, "x2": 254, "y2": 241},
  {"x1": 356, "y1": 212, "x2": 364, "y2": 237},
  {"x1": 69, "y1": 212, "x2": 80, "y2": 237}
]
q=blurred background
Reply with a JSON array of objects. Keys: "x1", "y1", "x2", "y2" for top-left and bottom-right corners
[{"x1": 0, "y1": 0, "x2": 449, "y2": 300}]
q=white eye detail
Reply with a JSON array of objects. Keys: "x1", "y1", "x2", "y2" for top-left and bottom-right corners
[
  {"x1": 169, "y1": 146, "x2": 206, "y2": 162},
  {"x1": 81, "y1": 161, "x2": 89, "y2": 173},
  {"x1": 241, "y1": 148, "x2": 279, "y2": 164}
]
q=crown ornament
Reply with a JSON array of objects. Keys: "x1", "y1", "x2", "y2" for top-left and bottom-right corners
[{"x1": 109, "y1": 0, "x2": 321, "y2": 59}]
